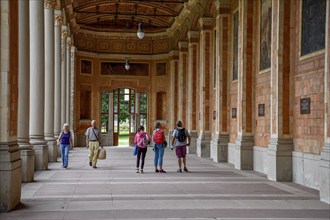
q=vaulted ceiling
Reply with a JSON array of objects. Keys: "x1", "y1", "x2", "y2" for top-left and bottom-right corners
[
  {"x1": 62, "y1": 0, "x2": 217, "y2": 54},
  {"x1": 64, "y1": 0, "x2": 188, "y2": 34}
]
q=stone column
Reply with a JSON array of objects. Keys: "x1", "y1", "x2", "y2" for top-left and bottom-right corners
[
  {"x1": 54, "y1": 11, "x2": 62, "y2": 158},
  {"x1": 320, "y1": 0, "x2": 330, "y2": 204},
  {"x1": 187, "y1": 31, "x2": 199, "y2": 154},
  {"x1": 61, "y1": 25, "x2": 67, "y2": 126},
  {"x1": 197, "y1": 17, "x2": 212, "y2": 158},
  {"x1": 234, "y1": 0, "x2": 255, "y2": 170},
  {"x1": 211, "y1": 3, "x2": 230, "y2": 163},
  {"x1": 168, "y1": 50, "x2": 179, "y2": 141},
  {"x1": 178, "y1": 41, "x2": 188, "y2": 124},
  {"x1": 18, "y1": 0, "x2": 35, "y2": 182},
  {"x1": 70, "y1": 46, "x2": 76, "y2": 147},
  {"x1": 29, "y1": 0, "x2": 48, "y2": 171},
  {"x1": 267, "y1": 0, "x2": 293, "y2": 181},
  {"x1": 66, "y1": 37, "x2": 72, "y2": 125},
  {"x1": 0, "y1": 0, "x2": 22, "y2": 212},
  {"x1": 44, "y1": 0, "x2": 57, "y2": 162}
]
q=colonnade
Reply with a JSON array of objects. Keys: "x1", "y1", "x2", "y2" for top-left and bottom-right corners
[{"x1": 0, "y1": 0, "x2": 76, "y2": 211}]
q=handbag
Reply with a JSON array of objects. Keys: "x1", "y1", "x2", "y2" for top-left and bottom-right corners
[
  {"x1": 98, "y1": 147, "x2": 106, "y2": 159},
  {"x1": 133, "y1": 144, "x2": 138, "y2": 156}
]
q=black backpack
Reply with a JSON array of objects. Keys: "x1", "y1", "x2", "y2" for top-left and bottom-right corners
[{"x1": 176, "y1": 128, "x2": 186, "y2": 142}]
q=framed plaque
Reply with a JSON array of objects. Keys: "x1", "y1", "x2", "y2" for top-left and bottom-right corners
[
  {"x1": 232, "y1": 108, "x2": 237, "y2": 118},
  {"x1": 213, "y1": 111, "x2": 216, "y2": 120},
  {"x1": 258, "y1": 104, "x2": 265, "y2": 117},
  {"x1": 300, "y1": 98, "x2": 310, "y2": 114}
]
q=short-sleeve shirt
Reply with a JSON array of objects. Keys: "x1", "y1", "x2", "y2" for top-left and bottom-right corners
[
  {"x1": 172, "y1": 127, "x2": 190, "y2": 147},
  {"x1": 85, "y1": 127, "x2": 101, "y2": 141}
]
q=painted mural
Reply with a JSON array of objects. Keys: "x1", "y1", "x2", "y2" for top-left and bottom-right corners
[
  {"x1": 260, "y1": 0, "x2": 272, "y2": 71},
  {"x1": 100, "y1": 62, "x2": 149, "y2": 76},
  {"x1": 301, "y1": 0, "x2": 326, "y2": 56}
]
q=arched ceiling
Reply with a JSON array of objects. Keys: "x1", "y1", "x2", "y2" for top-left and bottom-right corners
[{"x1": 64, "y1": 0, "x2": 188, "y2": 34}]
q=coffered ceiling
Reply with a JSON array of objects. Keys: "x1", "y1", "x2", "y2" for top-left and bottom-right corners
[{"x1": 64, "y1": 0, "x2": 188, "y2": 34}]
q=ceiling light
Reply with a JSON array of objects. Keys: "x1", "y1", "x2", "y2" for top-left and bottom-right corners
[
  {"x1": 137, "y1": 23, "x2": 144, "y2": 39},
  {"x1": 125, "y1": 58, "x2": 130, "y2": 70}
]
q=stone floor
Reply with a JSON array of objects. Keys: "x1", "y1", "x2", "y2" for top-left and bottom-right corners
[{"x1": 1, "y1": 146, "x2": 329, "y2": 220}]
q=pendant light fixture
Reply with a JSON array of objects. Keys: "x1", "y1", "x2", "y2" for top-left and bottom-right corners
[
  {"x1": 137, "y1": 23, "x2": 144, "y2": 39},
  {"x1": 125, "y1": 57, "x2": 130, "y2": 70}
]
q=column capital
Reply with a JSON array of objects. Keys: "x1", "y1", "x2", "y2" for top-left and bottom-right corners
[
  {"x1": 187, "y1": 31, "x2": 200, "y2": 43},
  {"x1": 168, "y1": 50, "x2": 179, "y2": 60},
  {"x1": 62, "y1": 26, "x2": 68, "y2": 37},
  {"x1": 67, "y1": 37, "x2": 72, "y2": 47},
  {"x1": 199, "y1": 17, "x2": 212, "y2": 30},
  {"x1": 178, "y1": 41, "x2": 188, "y2": 51},
  {"x1": 54, "y1": 15, "x2": 63, "y2": 26},
  {"x1": 44, "y1": 0, "x2": 56, "y2": 9}
]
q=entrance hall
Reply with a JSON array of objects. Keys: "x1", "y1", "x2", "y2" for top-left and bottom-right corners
[{"x1": 0, "y1": 147, "x2": 329, "y2": 219}]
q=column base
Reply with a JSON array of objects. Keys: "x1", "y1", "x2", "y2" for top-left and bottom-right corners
[
  {"x1": 320, "y1": 142, "x2": 330, "y2": 204},
  {"x1": 267, "y1": 138, "x2": 293, "y2": 181},
  {"x1": 20, "y1": 149, "x2": 35, "y2": 182},
  {"x1": 197, "y1": 132, "x2": 211, "y2": 158},
  {"x1": 32, "y1": 144, "x2": 48, "y2": 171},
  {"x1": 211, "y1": 133, "x2": 229, "y2": 163},
  {"x1": 0, "y1": 141, "x2": 22, "y2": 212},
  {"x1": 235, "y1": 134, "x2": 254, "y2": 170},
  {"x1": 188, "y1": 131, "x2": 198, "y2": 154},
  {"x1": 46, "y1": 139, "x2": 57, "y2": 162}
]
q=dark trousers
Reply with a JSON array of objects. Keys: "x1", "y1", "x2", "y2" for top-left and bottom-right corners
[{"x1": 136, "y1": 147, "x2": 147, "y2": 170}]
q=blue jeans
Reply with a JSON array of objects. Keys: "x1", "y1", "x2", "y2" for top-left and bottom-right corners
[
  {"x1": 60, "y1": 144, "x2": 70, "y2": 167},
  {"x1": 154, "y1": 144, "x2": 165, "y2": 166}
]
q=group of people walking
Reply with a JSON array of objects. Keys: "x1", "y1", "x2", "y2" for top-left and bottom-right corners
[
  {"x1": 56, "y1": 119, "x2": 191, "y2": 173},
  {"x1": 134, "y1": 120, "x2": 191, "y2": 174}
]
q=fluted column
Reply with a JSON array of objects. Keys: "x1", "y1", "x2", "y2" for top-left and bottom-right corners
[
  {"x1": 187, "y1": 31, "x2": 199, "y2": 154},
  {"x1": 197, "y1": 17, "x2": 212, "y2": 158},
  {"x1": 320, "y1": 0, "x2": 330, "y2": 204},
  {"x1": 18, "y1": 0, "x2": 35, "y2": 182},
  {"x1": 29, "y1": 0, "x2": 48, "y2": 171},
  {"x1": 54, "y1": 11, "x2": 62, "y2": 138},
  {"x1": 44, "y1": 0, "x2": 57, "y2": 162},
  {"x1": 66, "y1": 37, "x2": 71, "y2": 125},
  {"x1": 61, "y1": 25, "x2": 67, "y2": 126}
]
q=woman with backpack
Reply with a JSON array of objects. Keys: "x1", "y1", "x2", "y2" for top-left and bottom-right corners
[
  {"x1": 152, "y1": 122, "x2": 166, "y2": 173},
  {"x1": 134, "y1": 125, "x2": 151, "y2": 173}
]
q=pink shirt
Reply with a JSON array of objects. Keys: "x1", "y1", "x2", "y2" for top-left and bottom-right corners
[{"x1": 134, "y1": 131, "x2": 151, "y2": 148}]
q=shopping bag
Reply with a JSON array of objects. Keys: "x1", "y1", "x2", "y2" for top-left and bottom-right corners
[
  {"x1": 133, "y1": 145, "x2": 138, "y2": 156},
  {"x1": 98, "y1": 146, "x2": 107, "y2": 159}
]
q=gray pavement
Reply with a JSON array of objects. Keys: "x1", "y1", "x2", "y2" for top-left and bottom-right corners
[{"x1": 1, "y1": 146, "x2": 329, "y2": 220}]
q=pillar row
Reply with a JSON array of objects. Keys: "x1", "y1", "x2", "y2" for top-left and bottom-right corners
[
  {"x1": 168, "y1": 50, "x2": 179, "y2": 140},
  {"x1": 66, "y1": 37, "x2": 72, "y2": 125},
  {"x1": 234, "y1": 0, "x2": 255, "y2": 170},
  {"x1": 210, "y1": 4, "x2": 230, "y2": 163},
  {"x1": 178, "y1": 41, "x2": 188, "y2": 124},
  {"x1": 29, "y1": 0, "x2": 48, "y2": 171},
  {"x1": 44, "y1": 0, "x2": 57, "y2": 162},
  {"x1": 61, "y1": 25, "x2": 67, "y2": 126},
  {"x1": 197, "y1": 17, "x2": 212, "y2": 158},
  {"x1": 187, "y1": 31, "x2": 199, "y2": 154},
  {"x1": 18, "y1": 0, "x2": 35, "y2": 182},
  {"x1": 267, "y1": 0, "x2": 293, "y2": 182}
]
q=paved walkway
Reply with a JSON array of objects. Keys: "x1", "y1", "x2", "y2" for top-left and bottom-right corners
[{"x1": 1, "y1": 146, "x2": 329, "y2": 220}]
